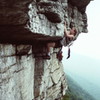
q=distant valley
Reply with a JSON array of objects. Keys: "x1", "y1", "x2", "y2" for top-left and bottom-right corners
[
  {"x1": 63, "y1": 74, "x2": 96, "y2": 100},
  {"x1": 66, "y1": 72, "x2": 100, "y2": 100}
]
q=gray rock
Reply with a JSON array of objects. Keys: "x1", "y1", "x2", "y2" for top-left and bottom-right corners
[{"x1": 0, "y1": 0, "x2": 91, "y2": 100}]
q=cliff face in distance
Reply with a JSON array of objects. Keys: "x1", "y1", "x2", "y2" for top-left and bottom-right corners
[{"x1": 0, "y1": 0, "x2": 91, "y2": 100}]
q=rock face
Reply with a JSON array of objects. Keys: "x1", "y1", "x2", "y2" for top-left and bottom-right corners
[
  {"x1": 0, "y1": 45, "x2": 34, "y2": 100},
  {"x1": 0, "y1": 44, "x2": 67, "y2": 100},
  {"x1": 34, "y1": 53, "x2": 67, "y2": 100},
  {"x1": 68, "y1": 0, "x2": 91, "y2": 13},
  {"x1": 0, "y1": 0, "x2": 91, "y2": 100},
  {"x1": 0, "y1": 0, "x2": 90, "y2": 43}
]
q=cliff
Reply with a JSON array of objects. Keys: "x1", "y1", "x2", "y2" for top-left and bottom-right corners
[{"x1": 0, "y1": 0, "x2": 91, "y2": 100}]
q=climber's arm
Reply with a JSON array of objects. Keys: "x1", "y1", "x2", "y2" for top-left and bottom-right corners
[{"x1": 64, "y1": 28, "x2": 74, "y2": 39}]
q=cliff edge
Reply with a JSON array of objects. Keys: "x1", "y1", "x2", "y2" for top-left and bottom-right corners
[{"x1": 0, "y1": 0, "x2": 91, "y2": 100}]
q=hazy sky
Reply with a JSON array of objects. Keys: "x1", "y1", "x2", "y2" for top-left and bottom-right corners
[{"x1": 63, "y1": 0, "x2": 100, "y2": 87}]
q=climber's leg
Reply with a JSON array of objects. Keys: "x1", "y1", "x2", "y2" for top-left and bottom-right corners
[
  {"x1": 47, "y1": 42, "x2": 55, "y2": 54},
  {"x1": 43, "y1": 42, "x2": 55, "y2": 59}
]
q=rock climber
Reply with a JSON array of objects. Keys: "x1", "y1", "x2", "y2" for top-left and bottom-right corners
[
  {"x1": 60, "y1": 21, "x2": 77, "y2": 59},
  {"x1": 43, "y1": 21, "x2": 77, "y2": 60}
]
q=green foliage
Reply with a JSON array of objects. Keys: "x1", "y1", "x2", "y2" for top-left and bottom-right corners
[{"x1": 62, "y1": 75, "x2": 96, "y2": 100}]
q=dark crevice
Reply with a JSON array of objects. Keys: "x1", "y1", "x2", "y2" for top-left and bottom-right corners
[
  {"x1": 0, "y1": 63, "x2": 17, "y2": 74},
  {"x1": 13, "y1": 67, "x2": 24, "y2": 73}
]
